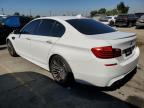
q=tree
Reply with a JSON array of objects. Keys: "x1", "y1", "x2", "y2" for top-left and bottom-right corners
[
  {"x1": 21, "y1": 14, "x2": 25, "y2": 17},
  {"x1": 106, "y1": 9, "x2": 118, "y2": 16},
  {"x1": 98, "y1": 8, "x2": 106, "y2": 14},
  {"x1": 117, "y1": 2, "x2": 129, "y2": 14},
  {"x1": 14, "y1": 12, "x2": 20, "y2": 16},
  {"x1": 35, "y1": 15, "x2": 40, "y2": 18},
  {"x1": 90, "y1": 10, "x2": 98, "y2": 17}
]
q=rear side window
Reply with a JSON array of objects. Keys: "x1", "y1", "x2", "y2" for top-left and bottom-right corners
[
  {"x1": 36, "y1": 19, "x2": 65, "y2": 37},
  {"x1": 66, "y1": 19, "x2": 116, "y2": 35},
  {"x1": 51, "y1": 21, "x2": 65, "y2": 37},
  {"x1": 4, "y1": 16, "x2": 20, "y2": 27},
  {"x1": 21, "y1": 20, "x2": 40, "y2": 34}
]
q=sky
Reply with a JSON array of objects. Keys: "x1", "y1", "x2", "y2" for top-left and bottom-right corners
[{"x1": 0, "y1": 0, "x2": 144, "y2": 16}]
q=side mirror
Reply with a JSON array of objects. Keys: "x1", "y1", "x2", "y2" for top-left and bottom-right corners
[{"x1": 13, "y1": 29, "x2": 21, "y2": 34}]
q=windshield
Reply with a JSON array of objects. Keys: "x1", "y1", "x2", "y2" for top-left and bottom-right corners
[{"x1": 66, "y1": 19, "x2": 116, "y2": 35}]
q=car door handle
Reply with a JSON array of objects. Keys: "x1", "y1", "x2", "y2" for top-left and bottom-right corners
[{"x1": 46, "y1": 40, "x2": 53, "y2": 44}]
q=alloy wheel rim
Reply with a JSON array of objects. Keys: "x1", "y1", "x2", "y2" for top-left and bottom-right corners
[{"x1": 51, "y1": 59, "x2": 66, "y2": 82}]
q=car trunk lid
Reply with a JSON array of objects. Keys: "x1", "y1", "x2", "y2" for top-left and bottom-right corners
[{"x1": 87, "y1": 31, "x2": 136, "y2": 58}]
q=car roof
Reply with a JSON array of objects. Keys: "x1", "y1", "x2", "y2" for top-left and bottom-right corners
[{"x1": 36, "y1": 15, "x2": 86, "y2": 21}]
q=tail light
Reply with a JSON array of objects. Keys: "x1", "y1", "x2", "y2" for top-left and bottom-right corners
[{"x1": 91, "y1": 46, "x2": 121, "y2": 59}]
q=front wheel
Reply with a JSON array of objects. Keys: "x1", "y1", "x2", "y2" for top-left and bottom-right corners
[
  {"x1": 49, "y1": 55, "x2": 74, "y2": 86},
  {"x1": 7, "y1": 40, "x2": 18, "y2": 57}
]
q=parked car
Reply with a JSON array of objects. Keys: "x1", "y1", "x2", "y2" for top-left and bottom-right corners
[
  {"x1": 115, "y1": 14, "x2": 138, "y2": 27},
  {"x1": 136, "y1": 15, "x2": 144, "y2": 29},
  {"x1": 0, "y1": 15, "x2": 7, "y2": 23},
  {"x1": 135, "y1": 13, "x2": 144, "y2": 19},
  {"x1": 0, "y1": 15, "x2": 32, "y2": 45},
  {"x1": 99, "y1": 16, "x2": 117, "y2": 26},
  {"x1": 0, "y1": 15, "x2": 7, "y2": 30},
  {"x1": 7, "y1": 16, "x2": 139, "y2": 87}
]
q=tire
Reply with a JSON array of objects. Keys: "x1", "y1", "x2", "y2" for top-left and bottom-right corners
[
  {"x1": 128, "y1": 22, "x2": 133, "y2": 27},
  {"x1": 109, "y1": 21, "x2": 114, "y2": 26},
  {"x1": 7, "y1": 40, "x2": 18, "y2": 57},
  {"x1": 49, "y1": 55, "x2": 74, "y2": 86}
]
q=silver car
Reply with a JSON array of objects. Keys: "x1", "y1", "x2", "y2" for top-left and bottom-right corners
[{"x1": 136, "y1": 15, "x2": 144, "y2": 29}]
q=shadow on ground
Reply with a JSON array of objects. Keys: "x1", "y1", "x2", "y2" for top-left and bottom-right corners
[
  {"x1": 0, "y1": 45, "x2": 6, "y2": 50},
  {"x1": 0, "y1": 72, "x2": 139, "y2": 108}
]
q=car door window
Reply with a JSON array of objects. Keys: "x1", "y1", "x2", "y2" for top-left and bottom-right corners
[
  {"x1": 35, "y1": 19, "x2": 54, "y2": 36},
  {"x1": 21, "y1": 20, "x2": 41, "y2": 34},
  {"x1": 36, "y1": 19, "x2": 65, "y2": 37}
]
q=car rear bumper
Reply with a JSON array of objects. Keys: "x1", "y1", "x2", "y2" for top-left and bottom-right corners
[{"x1": 72, "y1": 47, "x2": 140, "y2": 87}]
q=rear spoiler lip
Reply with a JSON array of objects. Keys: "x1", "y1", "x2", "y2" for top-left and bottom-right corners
[{"x1": 113, "y1": 34, "x2": 136, "y2": 40}]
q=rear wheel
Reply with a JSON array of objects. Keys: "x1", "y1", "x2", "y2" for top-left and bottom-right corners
[
  {"x1": 49, "y1": 55, "x2": 74, "y2": 86},
  {"x1": 7, "y1": 40, "x2": 18, "y2": 57}
]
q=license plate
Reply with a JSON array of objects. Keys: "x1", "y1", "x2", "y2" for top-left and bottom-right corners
[{"x1": 123, "y1": 47, "x2": 132, "y2": 56}]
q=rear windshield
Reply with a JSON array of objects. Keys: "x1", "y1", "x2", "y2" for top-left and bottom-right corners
[{"x1": 66, "y1": 19, "x2": 116, "y2": 35}]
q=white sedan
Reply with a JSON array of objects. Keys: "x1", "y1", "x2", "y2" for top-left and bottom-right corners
[
  {"x1": 7, "y1": 16, "x2": 140, "y2": 87},
  {"x1": 99, "y1": 16, "x2": 117, "y2": 26}
]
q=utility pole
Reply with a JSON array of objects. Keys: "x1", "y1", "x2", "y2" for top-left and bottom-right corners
[
  {"x1": 30, "y1": 9, "x2": 32, "y2": 16},
  {"x1": 49, "y1": 10, "x2": 52, "y2": 16},
  {"x1": 1, "y1": 8, "x2": 4, "y2": 15}
]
